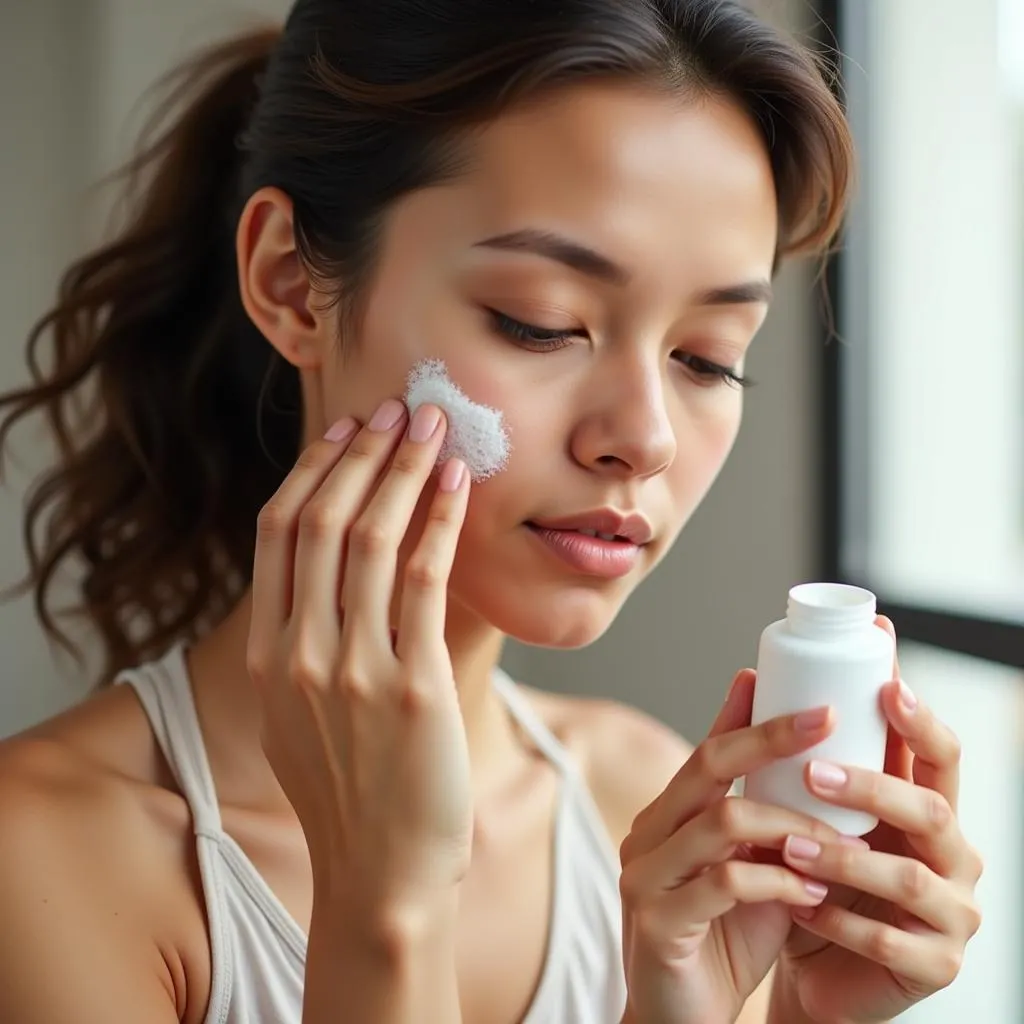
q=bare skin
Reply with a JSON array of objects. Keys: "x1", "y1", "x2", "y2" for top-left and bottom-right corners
[
  {"x1": 0, "y1": 616, "x2": 694, "y2": 1024},
  {"x1": 0, "y1": 80, "x2": 980, "y2": 1024}
]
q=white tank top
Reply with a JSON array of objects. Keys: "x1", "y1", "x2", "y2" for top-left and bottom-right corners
[{"x1": 117, "y1": 644, "x2": 628, "y2": 1024}]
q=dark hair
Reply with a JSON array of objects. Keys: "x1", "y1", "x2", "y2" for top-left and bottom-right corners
[{"x1": 0, "y1": 0, "x2": 855, "y2": 686}]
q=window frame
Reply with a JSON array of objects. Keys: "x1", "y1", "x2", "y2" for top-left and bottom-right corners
[{"x1": 815, "y1": 0, "x2": 1024, "y2": 671}]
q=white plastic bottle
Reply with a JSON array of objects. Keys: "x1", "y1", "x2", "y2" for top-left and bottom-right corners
[{"x1": 742, "y1": 582, "x2": 894, "y2": 836}]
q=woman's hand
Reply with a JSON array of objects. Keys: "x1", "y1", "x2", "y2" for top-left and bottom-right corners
[
  {"x1": 246, "y1": 400, "x2": 474, "y2": 929},
  {"x1": 774, "y1": 617, "x2": 984, "y2": 1023},
  {"x1": 618, "y1": 672, "x2": 867, "y2": 1024}
]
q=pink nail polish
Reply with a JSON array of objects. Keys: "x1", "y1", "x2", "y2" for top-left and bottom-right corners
[
  {"x1": 368, "y1": 399, "x2": 406, "y2": 432},
  {"x1": 898, "y1": 680, "x2": 918, "y2": 713},
  {"x1": 809, "y1": 761, "x2": 848, "y2": 791},
  {"x1": 439, "y1": 459, "x2": 466, "y2": 493},
  {"x1": 786, "y1": 835, "x2": 822, "y2": 861},
  {"x1": 324, "y1": 418, "x2": 357, "y2": 443}
]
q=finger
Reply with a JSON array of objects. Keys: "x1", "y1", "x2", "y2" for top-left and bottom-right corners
[
  {"x1": 341, "y1": 405, "x2": 449, "y2": 648},
  {"x1": 782, "y1": 837, "x2": 970, "y2": 934},
  {"x1": 882, "y1": 679, "x2": 962, "y2": 813},
  {"x1": 876, "y1": 614, "x2": 900, "y2": 679},
  {"x1": 790, "y1": 903, "x2": 966, "y2": 992},
  {"x1": 707, "y1": 669, "x2": 757, "y2": 737},
  {"x1": 803, "y1": 760, "x2": 964, "y2": 876},
  {"x1": 250, "y1": 418, "x2": 359, "y2": 647},
  {"x1": 627, "y1": 860, "x2": 827, "y2": 945},
  {"x1": 626, "y1": 797, "x2": 864, "y2": 893},
  {"x1": 291, "y1": 400, "x2": 408, "y2": 634},
  {"x1": 635, "y1": 704, "x2": 836, "y2": 855},
  {"x1": 395, "y1": 458, "x2": 469, "y2": 661},
  {"x1": 875, "y1": 617, "x2": 915, "y2": 784}
]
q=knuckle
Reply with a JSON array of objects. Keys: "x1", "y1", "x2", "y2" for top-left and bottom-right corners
[
  {"x1": 396, "y1": 680, "x2": 435, "y2": 717},
  {"x1": 863, "y1": 769, "x2": 885, "y2": 805},
  {"x1": 389, "y1": 449, "x2": 424, "y2": 477},
  {"x1": 426, "y1": 502, "x2": 459, "y2": 527},
  {"x1": 335, "y1": 667, "x2": 372, "y2": 701},
  {"x1": 350, "y1": 519, "x2": 391, "y2": 558},
  {"x1": 927, "y1": 791, "x2": 953, "y2": 831},
  {"x1": 618, "y1": 865, "x2": 643, "y2": 906},
  {"x1": 833, "y1": 845, "x2": 859, "y2": 879},
  {"x1": 256, "y1": 501, "x2": 290, "y2": 542},
  {"x1": 710, "y1": 860, "x2": 744, "y2": 896},
  {"x1": 962, "y1": 899, "x2": 983, "y2": 938},
  {"x1": 944, "y1": 730, "x2": 963, "y2": 765},
  {"x1": 618, "y1": 833, "x2": 635, "y2": 868},
  {"x1": 935, "y1": 946, "x2": 964, "y2": 987},
  {"x1": 341, "y1": 438, "x2": 378, "y2": 465},
  {"x1": 714, "y1": 797, "x2": 746, "y2": 839},
  {"x1": 295, "y1": 443, "x2": 328, "y2": 471},
  {"x1": 299, "y1": 502, "x2": 342, "y2": 542},
  {"x1": 766, "y1": 716, "x2": 792, "y2": 750},
  {"x1": 692, "y1": 741, "x2": 725, "y2": 784},
  {"x1": 245, "y1": 646, "x2": 270, "y2": 685},
  {"x1": 404, "y1": 557, "x2": 444, "y2": 593},
  {"x1": 866, "y1": 924, "x2": 904, "y2": 966},
  {"x1": 286, "y1": 647, "x2": 328, "y2": 692},
  {"x1": 968, "y1": 845, "x2": 985, "y2": 882},
  {"x1": 899, "y1": 860, "x2": 931, "y2": 902}
]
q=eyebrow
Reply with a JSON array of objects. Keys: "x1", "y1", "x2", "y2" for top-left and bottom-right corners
[{"x1": 473, "y1": 228, "x2": 773, "y2": 306}]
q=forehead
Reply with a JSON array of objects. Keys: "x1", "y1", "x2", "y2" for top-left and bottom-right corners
[{"x1": 457, "y1": 81, "x2": 779, "y2": 283}]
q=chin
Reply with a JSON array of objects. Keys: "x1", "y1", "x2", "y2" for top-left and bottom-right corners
[{"x1": 454, "y1": 575, "x2": 626, "y2": 649}]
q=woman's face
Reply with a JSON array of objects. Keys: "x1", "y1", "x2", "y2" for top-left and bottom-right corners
[{"x1": 318, "y1": 82, "x2": 778, "y2": 648}]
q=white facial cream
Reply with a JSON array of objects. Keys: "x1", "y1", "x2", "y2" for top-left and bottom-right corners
[{"x1": 404, "y1": 358, "x2": 511, "y2": 482}]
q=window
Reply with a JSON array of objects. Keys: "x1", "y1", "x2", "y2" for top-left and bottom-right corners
[{"x1": 823, "y1": 1, "x2": 1024, "y2": 1020}]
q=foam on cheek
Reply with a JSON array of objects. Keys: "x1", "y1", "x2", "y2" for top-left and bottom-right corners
[{"x1": 404, "y1": 359, "x2": 511, "y2": 482}]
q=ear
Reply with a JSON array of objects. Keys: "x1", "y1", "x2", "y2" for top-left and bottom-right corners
[{"x1": 236, "y1": 187, "x2": 326, "y2": 369}]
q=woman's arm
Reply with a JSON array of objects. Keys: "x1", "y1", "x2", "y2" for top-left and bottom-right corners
[{"x1": 303, "y1": 893, "x2": 462, "y2": 1024}]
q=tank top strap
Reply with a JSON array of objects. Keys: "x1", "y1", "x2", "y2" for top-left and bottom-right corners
[
  {"x1": 491, "y1": 666, "x2": 579, "y2": 777},
  {"x1": 116, "y1": 642, "x2": 223, "y2": 840},
  {"x1": 492, "y1": 667, "x2": 623, "y2": 874}
]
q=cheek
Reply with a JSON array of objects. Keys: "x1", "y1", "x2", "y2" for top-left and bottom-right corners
[{"x1": 668, "y1": 398, "x2": 744, "y2": 501}]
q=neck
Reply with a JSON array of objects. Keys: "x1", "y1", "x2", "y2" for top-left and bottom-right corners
[{"x1": 186, "y1": 589, "x2": 516, "y2": 816}]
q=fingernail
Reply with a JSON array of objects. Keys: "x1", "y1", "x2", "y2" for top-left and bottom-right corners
[
  {"x1": 898, "y1": 680, "x2": 918, "y2": 713},
  {"x1": 323, "y1": 417, "x2": 357, "y2": 443},
  {"x1": 368, "y1": 399, "x2": 406, "y2": 432},
  {"x1": 439, "y1": 458, "x2": 466, "y2": 493},
  {"x1": 409, "y1": 404, "x2": 443, "y2": 444},
  {"x1": 804, "y1": 880, "x2": 828, "y2": 901},
  {"x1": 794, "y1": 706, "x2": 830, "y2": 731},
  {"x1": 798, "y1": 884, "x2": 823, "y2": 909},
  {"x1": 785, "y1": 835, "x2": 822, "y2": 861},
  {"x1": 839, "y1": 835, "x2": 871, "y2": 849},
  {"x1": 809, "y1": 761, "x2": 848, "y2": 791}
]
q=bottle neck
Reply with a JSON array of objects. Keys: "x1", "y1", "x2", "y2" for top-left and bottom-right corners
[{"x1": 785, "y1": 583, "x2": 877, "y2": 640}]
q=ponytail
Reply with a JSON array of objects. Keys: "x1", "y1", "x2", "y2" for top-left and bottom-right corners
[{"x1": 0, "y1": 28, "x2": 299, "y2": 686}]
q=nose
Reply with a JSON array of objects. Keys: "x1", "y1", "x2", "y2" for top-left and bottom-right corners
[{"x1": 569, "y1": 359, "x2": 676, "y2": 479}]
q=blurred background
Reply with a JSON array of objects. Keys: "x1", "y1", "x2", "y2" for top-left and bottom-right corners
[{"x1": 1, "y1": 0, "x2": 1021, "y2": 1020}]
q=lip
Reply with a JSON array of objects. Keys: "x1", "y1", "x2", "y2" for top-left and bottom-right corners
[
  {"x1": 527, "y1": 509, "x2": 654, "y2": 546},
  {"x1": 525, "y1": 523, "x2": 644, "y2": 579}
]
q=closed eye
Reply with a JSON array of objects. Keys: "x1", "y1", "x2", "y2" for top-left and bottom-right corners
[
  {"x1": 673, "y1": 353, "x2": 754, "y2": 389},
  {"x1": 487, "y1": 310, "x2": 578, "y2": 349},
  {"x1": 488, "y1": 309, "x2": 754, "y2": 389}
]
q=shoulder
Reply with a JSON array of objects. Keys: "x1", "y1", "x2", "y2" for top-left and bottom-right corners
[
  {"x1": 518, "y1": 684, "x2": 694, "y2": 851},
  {"x1": 0, "y1": 702, "x2": 198, "y2": 1019}
]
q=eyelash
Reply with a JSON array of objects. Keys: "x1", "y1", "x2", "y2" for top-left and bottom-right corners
[{"x1": 487, "y1": 310, "x2": 755, "y2": 390}]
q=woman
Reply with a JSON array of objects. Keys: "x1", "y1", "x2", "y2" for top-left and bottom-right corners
[{"x1": 0, "y1": 1, "x2": 982, "y2": 1022}]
